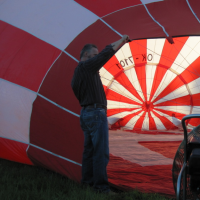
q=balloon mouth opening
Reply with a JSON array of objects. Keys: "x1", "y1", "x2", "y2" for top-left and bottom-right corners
[{"x1": 103, "y1": 36, "x2": 200, "y2": 132}]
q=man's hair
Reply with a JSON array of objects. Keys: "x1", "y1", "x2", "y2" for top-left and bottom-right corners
[{"x1": 80, "y1": 44, "x2": 97, "y2": 59}]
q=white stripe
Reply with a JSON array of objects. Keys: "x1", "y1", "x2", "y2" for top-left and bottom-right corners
[
  {"x1": 141, "y1": 2, "x2": 169, "y2": 37},
  {"x1": 142, "y1": 112, "x2": 149, "y2": 130},
  {"x1": 147, "y1": 38, "x2": 165, "y2": 64},
  {"x1": 124, "y1": 67, "x2": 145, "y2": 101},
  {"x1": 154, "y1": 106, "x2": 191, "y2": 115},
  {"x1": 146, "y1": 64, "x2": 157, "y2": 101},
  {"x1": 107, "y1": 100, "x2": 141, "y2": 109},
  {"x1": 154, "y1": 85, "x2": 189, "y2": 104},
  {"x1": 154, "y1": 109, "x2": 183, "y2": 128},
  {"x1": 150, "y1": 111, "x2": 166, "y2": 130},
  {"x1": 171, "y1": 37, "x2": 200, "y2": 74},
  {"x1": 191, "y1": 106, "x2": 200, "y2": 114},
  {"x1": 151, "y1": 70, "x2": 176, "y2": 102},
  {"x1": 109, "y1": 80, "x2": 143, "y2": 104},
  {"x1": 188, "y1": 77, "x2": 200, "y2": 94},
  {"x1": 0, "y1": 78, "x2": 80, "y2": 117},
  {"x1": 0, "y1": 135, "x2": 81, "y2": 166},
  {"x1": 152, "y1": 106, "x2": 196, "y2": 129},
  {"x1": 186, "y1": 0, "x2": 200, "y2": 23},
  {"x1": 153, "y1": 109, "x2": 182, "y2": 127},
  {"x1": 107, "y1": 109, "x2": 142, "y2": 125},
  {"x1": 115, "y1": 43, "x2": 134, "y2": 67},
  {"x1": 0, "y1": 79, "x2": 36, "y2": 143},
  {"x1": 0, "y1": 20, "x2": 79, "y2": 64},
  {"x1": 99, "y1": 67, "x2": 114, "y2": 86},
  {"x1": 124, "y1": 111, "x2": 145, "y2": 130},
  {"x1": 0, "y1": 0, "x2": 99, "y2": 50}
]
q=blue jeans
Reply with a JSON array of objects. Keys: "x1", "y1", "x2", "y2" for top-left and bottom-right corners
[{"x1": 80, "y1": 107, "x2": 110, "y2": 193}]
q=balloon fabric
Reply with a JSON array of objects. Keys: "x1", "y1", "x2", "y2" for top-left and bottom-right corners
[{"x1": 0, "y1": 0, "x2": 200, "y2": 197}]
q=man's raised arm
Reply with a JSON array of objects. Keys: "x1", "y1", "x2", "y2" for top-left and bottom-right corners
[{"x1": 111, "y1": 35, "x2": 130, "y2": 51}]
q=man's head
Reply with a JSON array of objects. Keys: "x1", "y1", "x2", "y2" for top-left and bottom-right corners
[{"x1": 80, "y1": 44, "x2": 98, "y2": 61}]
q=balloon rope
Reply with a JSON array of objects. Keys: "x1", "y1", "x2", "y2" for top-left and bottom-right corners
[
  {"x1": 141, "y1": 3, "x2": 169, "y2": 37},
  {"x1": 186, "y1": 0, "x2": 200, "y2": 23}
]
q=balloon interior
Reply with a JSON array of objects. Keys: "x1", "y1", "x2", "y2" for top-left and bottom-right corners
[{"x1": 1, "y1": 0, "x2": 200, "y2": 198}]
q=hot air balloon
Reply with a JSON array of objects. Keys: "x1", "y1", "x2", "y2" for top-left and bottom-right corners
[{"x1": 0, "y1": 0, "x2": 200, "y2": 197}]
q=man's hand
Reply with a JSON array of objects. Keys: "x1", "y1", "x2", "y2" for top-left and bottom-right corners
[
  {"x1": 121, "y1": 35, "x2": 130, "y2": 43},
  {"x1": 111, "y1": 35, "x2": 130, "y2": 51}
]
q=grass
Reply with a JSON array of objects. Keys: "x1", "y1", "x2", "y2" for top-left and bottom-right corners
[{"x1": 0, "y1": 158, "x2": 174, "y2": 200}]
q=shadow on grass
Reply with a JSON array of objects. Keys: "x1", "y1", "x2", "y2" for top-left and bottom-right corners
[{"x1": 0, "y1": 159, "x2": 173, "y2": 200}]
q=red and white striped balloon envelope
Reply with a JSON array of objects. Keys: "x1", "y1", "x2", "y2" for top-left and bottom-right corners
[
  {"x1": 0, "y1": 0, "x2": 200, "y2": 197},
  {"x1": 104, "y1": 37, "x2": 200, "y2": 131}
]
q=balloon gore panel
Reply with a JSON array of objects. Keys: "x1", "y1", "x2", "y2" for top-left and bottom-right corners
[
  {"x1": 0, "y1": 138, "x2": 33, "y2": 165},
  {"x1": 29, "y1": 96, "x2": 83, "y2": 164},
  {"x1": 38, "y1": 52, "x2": 81, "y2": 114}
]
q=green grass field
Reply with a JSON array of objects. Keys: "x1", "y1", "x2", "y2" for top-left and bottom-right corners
[{"x1": 0, "y1": 158, "x2": 174, "y2": 200}]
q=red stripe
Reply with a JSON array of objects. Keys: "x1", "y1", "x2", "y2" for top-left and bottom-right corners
[
  {"x1": 150, "y1": 37, "x2": 188, "y2": 102},
  {"x1": 153, "y1": 56, "x2": 200, "y2": 104},
  {"x1": 108, "y1": 163, "x2": 175, "y2": 196},
  {"x1": 155, "y1": 95, "x2": 192, "y2": 106},
  {"x1": 104, "y1": 55, "x2": 143, "y2": 102},
  {"x1": 149, "y1": 64, "x2": 169, "y2": 102},
  {"x1": 74, "y1": 0, "x2": 141, "y2": 17},
  {"x1": 146, "y1": 0, "x2": 200, "y2": 37},
  {"x1": 30, "y1": 96, "x2": 83, "y2": 164},
  {"x1": 154, "y1": 108, "x2": 185, "y2": 122},
  {"x1": 65, "y1": 20, "x2": 120, "y2": 61},
  {"x1": 192, "y1": 94, "x2": 200, "y2": 106},
  {"x1": 106, "y1": 88, "x2": 141, "y2": 105},
  {"x1": 159, "y1": 37, "x2": 189, "y2": 67},
  {"x1": 129, "y1": 39, "x2": 147, "y2": 65},
  {"x1": 115, "y1": 73, "x2": 143, "y2": 102},
  {"x1": 152, "y1": 37, "x2": 189, "y2": 103},
  {"x1": 129, "y1": 39, "x2": 147, "y2": 101},
  {"x1": 189, "y1": 0, "x2": 200, "y2": 22},
  {"x1": 180, "y1": 56, "x2": 200, "y2": 83},
  {"x1": 188, "y1": 118, "x2": 200, "y2": 127},
  {"x1": 152, "y1": 110, "x2": 177, "y2": 130},
  {"x1": 107, "y1": 108, "x2": 141, "y2": 117},
  {"x1": 0, "y1": 137, "x2": 33, "y2": 165},
  {"x1": 103, "y1": 55, "x2": 123, "y2": 77},
  {"x1": 0, "y1": 21, "x2": 61, "y2": 92},
  {"x1": 134, "y1": 65, "x2": 147, "y2": 101},
  {"x1": 0, "y1": 20, "x2": 7, "y2": 32},
  {"x1": 115, "y1": 110, "x2": 143, "y2": 128},
  {"x1": 134, "y1": 111, "x2": 146, "y2": 130},
  {"x1": 139, "y1": 141, "x2": 181, "y2": 159},
  {"x1": 148, "y1": 112, "x2": 157, "y2": 130},
  {"x1": 153, "y1": 76, "x2": 186, "y2": 104},
  {"x1": 103, "y1": 5, "x2": 166, "y2": 40},
  {"x1": 153, "y1": 107, "x2": 199, "y2": 130},
  {"x1": 27, "y1": 146, "x2": 81, "y2": 182},
  {"x1": 38, "y1": 52, "x2": 81, "y2": 114}
]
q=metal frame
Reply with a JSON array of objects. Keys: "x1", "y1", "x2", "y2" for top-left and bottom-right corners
[{"x1": 176, "y1": 114, "x2": 200, "y2": 200}]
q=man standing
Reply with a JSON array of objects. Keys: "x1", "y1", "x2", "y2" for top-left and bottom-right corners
[{"x1": 71, "y1": 35, "x2": 130, "y2": 193}]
